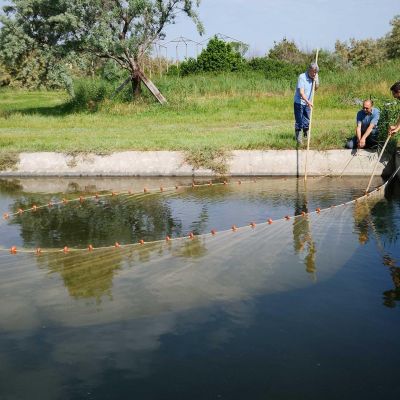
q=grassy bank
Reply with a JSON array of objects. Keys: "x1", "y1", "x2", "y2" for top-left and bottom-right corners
[{"x1": 0, "y1": 63, "x2": 398, "y2": 154}]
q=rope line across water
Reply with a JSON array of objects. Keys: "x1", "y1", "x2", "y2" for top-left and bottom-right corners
[{"x1": 0, "y1": 171, "x2": 396, "y2": 255}]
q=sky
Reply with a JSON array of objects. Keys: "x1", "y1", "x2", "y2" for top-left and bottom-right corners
[
  {"x1": 0, "y1": 0, "x2": 399, "y2": 58},
  {"x1": 163, "y1": 0, "x2": 399, "y2": 58}
]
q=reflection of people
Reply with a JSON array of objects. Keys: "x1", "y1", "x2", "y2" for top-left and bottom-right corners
[
  {"x1": 388, "y1": 81, "x2": 400, "y2": 136},
  {"x1": 346, "y1": 100, "x2": 380, "y2": 149},
  {"x1": 383, "y1": 261, "x2": 400, "y2": 308},
  {"x1": 293, "y1": 63, "x2": 319, "y2": 145},
  {"x1": 293, "y1": 183, "x2": 316, "y2": 276}
]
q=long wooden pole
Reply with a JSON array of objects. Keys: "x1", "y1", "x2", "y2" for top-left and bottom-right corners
[
  {"x1": 365, "y1": 134, "x2": 391, "y2": 193},
  {"x1": 304, "y1": 49, "x2": 319, "y2": 181},
  {"x1": 339, "y1": 149, "x2": 357, "y2": 178}
]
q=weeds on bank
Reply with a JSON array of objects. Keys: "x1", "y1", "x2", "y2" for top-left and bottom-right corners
[
  {"x1": 0, "y1": 152, "x2": 19, "y2": 171},
  {"x1": 184, "y1": 147, "x2": 232, "y2": 175}
]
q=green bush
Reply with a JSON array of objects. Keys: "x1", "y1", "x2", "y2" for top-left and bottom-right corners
[
  {"x1": 67, "y1": 78, "x2": 116, "y2": 111},
  {"x1": 247, "y1": 57, "x2": 305, "y2": 81},
  {"x1": 177, "y1": 37, "x2": 246, "y2": 76},
  {"x1": 377, "y1": 99, "x2": 400, "y2": 142},
  {"x1": 179, "y1": 57, "x2": 200, "y2": 76}
]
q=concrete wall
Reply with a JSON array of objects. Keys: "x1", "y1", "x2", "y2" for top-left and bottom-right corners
[{"x1": 0, "y1": 149, "x2": 393, "y2": 177}]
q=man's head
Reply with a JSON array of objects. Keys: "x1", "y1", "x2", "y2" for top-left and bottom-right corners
[
  {"x1": 362, "y1": 99, "x2": 373, "y2": 114},
  {"x1": 307, "y1": 62, "x2": 319, "y2": 79},
  {"x1": 390, "y1": 81, "x2": 400, "y2": 100}
]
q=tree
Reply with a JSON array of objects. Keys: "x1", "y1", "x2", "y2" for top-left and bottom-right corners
[
  {"x1": 334, "y1": 38, "x2": 386, "y2": 67},
  {"x1": 386, "y1": 15, "x2": 400, "y2": 59},
  {"x1": 0, "y1": 0, "x2": 204, "y2": 101},
  {"x1": 267, "y1": 38, "x2": 307, "y2": 65}
]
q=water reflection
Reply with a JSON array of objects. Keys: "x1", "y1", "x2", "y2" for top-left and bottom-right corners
[
  {"x1": 1, "y1": 177, "x2": 400, "y2": 399},
  {"x1": 293, "y1": 180, "x2": 317, "y2": 277},
  {"x1": 38, "y1": 250, "x2": 123, "y2": 302},
  {"x1": 9, "y1": 192, "x2": 181, "y2": 248}
]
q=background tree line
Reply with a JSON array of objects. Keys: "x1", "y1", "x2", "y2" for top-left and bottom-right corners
[{"x1": 0, "y1": 1, "x2": 399, "y2": 97}]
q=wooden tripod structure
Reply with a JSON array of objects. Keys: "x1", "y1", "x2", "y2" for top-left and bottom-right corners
[{"x1": 113, "y1": 68, "x2": 167, "y2": 105}]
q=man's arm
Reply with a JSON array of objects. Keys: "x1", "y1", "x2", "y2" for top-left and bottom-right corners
[
  {"x1": 299, "y1": 88, "x2": 313, "y2": 107},
  {"x1": 389, "y1": 115, "x2": 400, "y2": 135},
  {"x1": 355, "y1": 122, "x2": 362, "y2": 146},
  {"x1": 358, "y1": 123, "x2": 376, "y2": 148}
]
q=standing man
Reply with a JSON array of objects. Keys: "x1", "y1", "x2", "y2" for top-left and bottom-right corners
[
  {"x1": 293, "y1": 63, "x2": 319, "y2": 145},
  {"x1": 346, "y1": 99, "x2": 380, "y2": 149},
  {"x1": 389, "y1": 81, "x2": 400, "y2": 136}
]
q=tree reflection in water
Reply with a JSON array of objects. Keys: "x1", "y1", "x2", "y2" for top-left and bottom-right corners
[{"x1": 9, "y1": 192, "x2": 182, "y2": 248}]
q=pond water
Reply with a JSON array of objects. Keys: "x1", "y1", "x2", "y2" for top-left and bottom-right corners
[{"x1": 0, "y1": 176, "x2": 399, "y2": 400}]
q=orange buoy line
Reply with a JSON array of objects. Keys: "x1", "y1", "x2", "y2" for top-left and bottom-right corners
[
  {"x1": 1, "y1": 173, "x2": 378, "y2": 226},
  {"x1": 0, "y1": 184, "x2": 385, "y2": 256},
  {"x1": 2, "y1": 165, "x2": 396, "y2": 256}
]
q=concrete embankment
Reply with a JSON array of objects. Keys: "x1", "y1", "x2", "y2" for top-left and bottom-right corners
[{"x1": 0, "y1": 149, "x2": 398, "y2": 177}]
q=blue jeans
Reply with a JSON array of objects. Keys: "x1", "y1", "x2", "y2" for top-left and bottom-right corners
[{"x1": 294, "y1": 102, "x2": 310, "y2": 131}]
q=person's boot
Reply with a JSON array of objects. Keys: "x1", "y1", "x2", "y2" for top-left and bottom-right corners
[
  {"x1": 303, "y1": 129, "x2": 309, "y2": 139},
  {"x1": 295, "y1": 129, "x2": 302, "y2": 145}
]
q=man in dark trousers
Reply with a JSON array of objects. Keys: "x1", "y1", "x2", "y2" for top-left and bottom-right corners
[
  {"x1": 293, "y1": 63, "x2": 319, "y2": 145},
  {"x1": 346, "y1": 99, "x2": 380, "y2": 149}
]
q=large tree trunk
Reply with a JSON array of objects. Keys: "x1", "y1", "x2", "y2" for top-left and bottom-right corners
[{"x1": 131, "y1": 71, "x2": 142, "y2": 97}]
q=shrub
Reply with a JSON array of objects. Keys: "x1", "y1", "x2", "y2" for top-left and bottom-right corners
[
  {"x1": 67, "y1": 78, "x2": 115, "y2": 111},
  {"x1": 177, "y1": 37, "x2": 246, "y2": 76},
  {"x1": 247, "y1": 57, "x2": 305, "y2": 81},
  {"x1": 377, "y1": 99, "x2": 400, "y2": 142}
]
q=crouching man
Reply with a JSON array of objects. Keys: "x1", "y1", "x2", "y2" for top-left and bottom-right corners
[{"x1": 346, "y1": 99, "x2": 380, "y2": 149}]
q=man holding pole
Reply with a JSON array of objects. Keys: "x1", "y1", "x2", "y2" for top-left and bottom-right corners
[
  {"x1": 293, "y1": 63, "x2": 319, "y2": 145},
  {"x1": 389, "y1": 81, "x2": 400, "y2": 136}
]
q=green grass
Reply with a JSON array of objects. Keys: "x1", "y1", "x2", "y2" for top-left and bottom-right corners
[{"x1": 0, "y1": 64, "x2": 397, "y2": 154}]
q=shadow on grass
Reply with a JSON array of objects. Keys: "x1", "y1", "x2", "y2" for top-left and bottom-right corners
[{"x1": 1, "y1": 101, "x2": 96, "y2": 117}]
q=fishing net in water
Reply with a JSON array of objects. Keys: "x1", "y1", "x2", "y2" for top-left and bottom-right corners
[{"x1": 1, "y1": 174, "x2": 399, "y2": 329}]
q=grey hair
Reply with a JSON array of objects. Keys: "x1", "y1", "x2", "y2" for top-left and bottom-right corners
[{"x1": 309, "y1": 62, "x2": 319, "y2": 72}]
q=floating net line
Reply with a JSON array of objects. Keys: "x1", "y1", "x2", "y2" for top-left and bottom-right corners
[{"x1": 1, "y1": 167, "x2": 398, "y2": 255}]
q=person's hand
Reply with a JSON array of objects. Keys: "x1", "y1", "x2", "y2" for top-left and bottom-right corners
[
  {"x1": 358, "y1": 138, "x2": 366, "y2": 148},
  {"x1": 388, "y1": 125, "x2": 398, "y2": 136},
  {"x1": 307, "y1": 101, "x2": 313, "y2": 108}
]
